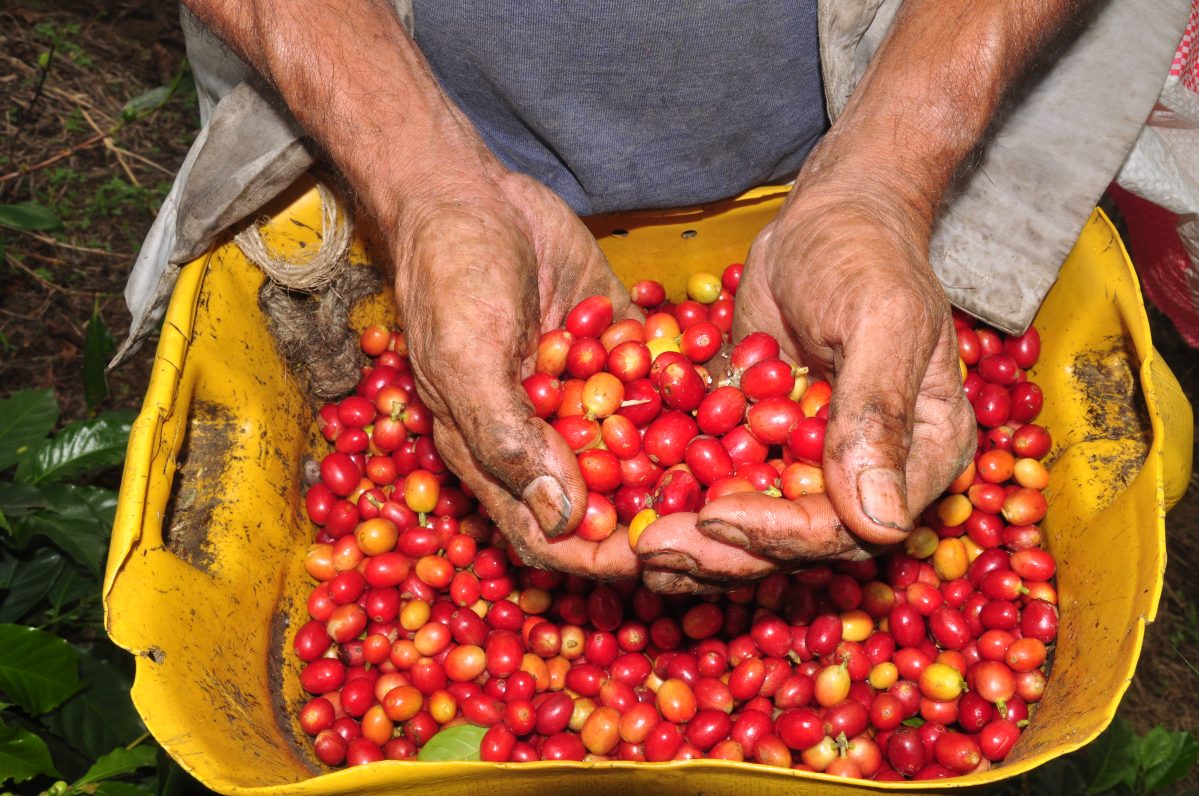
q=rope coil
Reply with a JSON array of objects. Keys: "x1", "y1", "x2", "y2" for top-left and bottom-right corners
[
  {"x1": 234, "y1": 179, "x2": 353, "y2": 291},
  {"x1": 240, "y1": 178, "x2": 382, "y2": 401}
]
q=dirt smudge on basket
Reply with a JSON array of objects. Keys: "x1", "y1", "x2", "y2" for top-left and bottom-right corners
[
  {"x1": 1061, "y1": 333, "x2": 1151, "y2": 502},
  {"x1": 269, "y1": 596, "x2": 322, "y2": 775},
  {"x1": 192, "y1": 652, "x2": 296, "y2": 770},
  {"x1": 162, "y1": 400, "x2": 238, "y2": 573}
]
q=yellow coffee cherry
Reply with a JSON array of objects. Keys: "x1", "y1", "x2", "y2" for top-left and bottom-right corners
[
  {"x1": 628, "y1": 508, "x2": 659, "y2": 549},
  {"x1": 686, "y1": 271, "x2": 723, "y2": 304}
]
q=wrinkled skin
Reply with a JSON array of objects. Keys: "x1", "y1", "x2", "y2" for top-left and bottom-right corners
[
  {"x1": 636, "y1": 181, "x2": 976, "y2": 594},
  {"x1": 390, "y1": 167, "x2": 641, "y2": 579}
]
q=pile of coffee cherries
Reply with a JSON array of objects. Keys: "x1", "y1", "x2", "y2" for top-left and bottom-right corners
[
  {"x1": 293, "y1": 264, "x2": 1059, "y2": 780},
  {"x1": 523, "y1": 266, "x2": 833, "y2": 543}
]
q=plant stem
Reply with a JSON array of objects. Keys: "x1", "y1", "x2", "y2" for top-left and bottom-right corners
[
  {"x1": 35, "y1": 596, "x2": 98, "y2": 631},
  {"x1": 125, "y1": 730, "x2": 151, "y2": 750},
  {"x1": 0, "y1": 131, "x2": 109, "y2": 185}
]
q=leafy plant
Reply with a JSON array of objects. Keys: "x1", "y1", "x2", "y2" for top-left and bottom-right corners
[
  {"x1": 1087, "y1": 720, "x2": 1199, "y2": 796},
  {"x1": 33, "y1": 22, "x2": 92, "y2": 68},
  {"x1": 0, "y1": 389, "x2": 159, "y2": 794},
  {"x1": 0, "y1": 203, "x2": 63, "y2": 233},
  {"x1": 417, "y1": 724, "x2": 487, "y2": 762},
  {"x1": 83, "y1": 304, "x2": 116, "y2": 411},
  {"x1": 987, "y1": 717, "x2": 1199, "y2": 796}
]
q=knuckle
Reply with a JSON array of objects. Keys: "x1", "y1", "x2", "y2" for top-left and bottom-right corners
[
  {"x1": 861, "y1": 394, "x2": 911, "y2": 430},
  {"x1": 473, "y1": 435, "x2": 530, "y2": 475},
  {"x1": 851, "y1": 396, "x2": 913, "y2": 455}
]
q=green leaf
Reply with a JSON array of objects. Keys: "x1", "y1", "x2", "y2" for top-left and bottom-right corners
[
  {"x1": 0, "y1": 624, "x2": 80, "y2": 714},
  {"x1": 13, "y1": 485, "x2": 115, "y2": 575},
  {"x1": 15, "y1": 411, "x2": 133, "y2": 484},
  {"x1": 1088, "y1": 718, "x2": 1140, "y2": 794},
  {"x1": 96, "y1": 783, "x2": 156, "y2": 796},
  {"x1": 36, "y1": 720, "x2": 92, "y2": 783},
  {"x1": 417, "y1": 724, "x2": 487, "y2": 761},
  {"x1": 16, "y1": 513, "x2": 106, "y2": 576},
  {"x1": 155, "y1": 750, "x2": 195, "y2": 796},
  {"x1": 83, "y1": 306, "x2": 115, "y2": 410},
  {"x1": 1138, "y1": 728, "x2": 1199, "y2": 794},
  {"x1": 45, "y1": 655, "x2": 142, "y2": 761},
  {"x1": 0, "y1": 480, "x2": 48, "y2": 519},
  {"x1": 1025, "y1": 756, "x2": 1090, "y2": 796},
  {"x1": 0, "y1": 480, "x2": 47, "y2": 541},
  {"x1": 901, "y1": 717, "x2": 926, "y2": 728},
  {"x1": 0, "y1": 547, "x2": 67, "y2": 623},
  {"x1": 0, "y1": 202, "x2": 63, "y2": 233},
  {"x1": 46, "y1": 561, "x2": 95, "y2": 616},
  {"x1": 77, "y1": 745, "x2": 157, "y2": 786},
  {"x1": 75, "y1": 483, "x2": 118, "y2": 527},
  {"x1": 0, "y1": 718, "x2": 58, "y2": 784},
  {"x1": 122, "y1": 86, "x2": 172, "y2": 120},
  {"x1": 1016, "y1": 757, "x2": 1093, "y2": 796},
  {"x1": 0, "y1": 390, "x2": 59, "y2": 471}
]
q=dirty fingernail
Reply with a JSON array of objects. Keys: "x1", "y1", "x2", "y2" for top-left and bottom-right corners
[
  {"x1": 698, "y1": 520, "x2": 750, "y2": 548},
  {"x1": 523, "y1": 475, "x2": 571, "y2": 537},
  {"x1": 639, "y1": 551, "x2": 698, "y2": 573},
  {"x1": 857, "y1": 467, "x2": 913, "y2": 532}
]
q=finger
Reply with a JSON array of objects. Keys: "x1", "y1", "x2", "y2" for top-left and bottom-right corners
[
  {"x1": 556, "y1": 238, "x2": 637, "y2": 325},
  {"x1": 409, "y1": 234, "x2": 588, "y2": 538},
  {"x1": 634, "y1": 512, "x2": 781, "y2": 582},
  {"x1": 730, "y1": 224, "x2": 811, "y2": 367},
  {"x1": 536, "y1": 528, "x2": 643, "y2": 580},
  {"x1": 505, "y1": 174, "x2": 637, "y2": 327},
  {"x1": 816, "y1": 290, "x2": 940, "y2": 545},
  {"x1": 903, "y1": 329, "x2": 978, "y2": 511},
  {"x1": 432, "y1": 417, "x2": 640, "y2": 579},
  {"x1": 695, "y1": 492, "x2": 873, "y2": 561}
]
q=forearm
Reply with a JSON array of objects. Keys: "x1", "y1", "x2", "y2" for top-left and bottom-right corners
[
  {"x1": 181, "y1": 0, "x2": 493, "y2": 227},
  {"x1": 804, "y1": 0, "x2": 1087, "y2": 225}
]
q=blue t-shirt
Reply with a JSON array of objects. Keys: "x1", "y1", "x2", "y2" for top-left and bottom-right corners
[{"x1": 412, "y1": 2, "x2": 826, "y2": 215}]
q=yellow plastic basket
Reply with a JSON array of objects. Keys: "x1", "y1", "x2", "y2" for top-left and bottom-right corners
[{"x1": 104, "y1": 178, "x2": 1192, "y2": 794}]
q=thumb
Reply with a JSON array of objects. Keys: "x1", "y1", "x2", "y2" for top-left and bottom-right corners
[
  {"x1": 455, "y1": 384, "x2": 587, "y2": 538},
  {"x1": 821, "y1": 311, "x2": 933, "y2": 546},
  {"x1": 403, "y1": 226, "x2": 588, "y2": 538},
  {"x1": 419, "y1": 309, "x2": 588, "y2": 538},
  {"x1": 431, "y1": 418, "x2": 638, "y2": 577}
]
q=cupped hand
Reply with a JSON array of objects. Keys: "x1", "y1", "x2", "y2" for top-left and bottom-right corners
[
  {"x1": 388, "y1": 164, "x2": 639, "y2": 580},
  {"x1": 637, "y1": 182, "x2": 975, "y2": 593}
]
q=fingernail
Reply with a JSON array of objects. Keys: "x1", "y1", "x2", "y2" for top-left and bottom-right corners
[
  {"x1": 639, "y1": 551, "x2": 698, "y2": 573},
  {"x1": 857, "y1": 467, "x2": 913, "y2": 531},
  {"x1": 523, "y1": 475, "x2": 571, "y2": 537},
  {"x1": 698, "y1": 520, "x2": 749, "y2": 548}
]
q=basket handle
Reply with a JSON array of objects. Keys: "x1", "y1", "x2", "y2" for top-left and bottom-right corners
[{"x1": 102, "y1": 256, "x2": 207, "y2": 605}]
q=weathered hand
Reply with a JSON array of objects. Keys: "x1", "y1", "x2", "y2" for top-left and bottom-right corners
[
  {"x1": 390, "y1": 168, "x2": 639, "y2": 580},
  {"x1": 637, "y1": 182, "x2": 975, "y2": 593}
]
